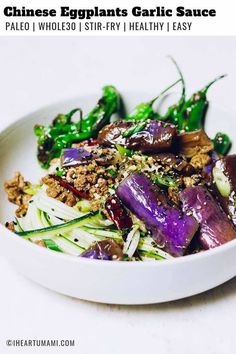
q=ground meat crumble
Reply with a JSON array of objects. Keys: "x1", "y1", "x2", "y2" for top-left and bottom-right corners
[
  {"x1": 41, "y1": 175, "x2": 77, "y2": 207},
  {"x1": 5, "y1": 146, "x2": 209, "y2": 219},
  {"x1": 42, "y1": 148, "x2": 119, "y2": 211},
  {"x1": 41, "y1": 146, "x2": 207, "y2": 211},
  {"x1": 4, "y1": 172, "x2": 32, "y2": 217}
]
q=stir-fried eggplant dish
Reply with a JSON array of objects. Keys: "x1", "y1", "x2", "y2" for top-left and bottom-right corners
[{"x1": 4, "y1": 61, "x2": 236, "y2": 261}]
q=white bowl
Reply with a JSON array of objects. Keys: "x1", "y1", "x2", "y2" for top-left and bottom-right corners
[{"x1": 0, "y1": 93, "x2": 235, "y2": 305}]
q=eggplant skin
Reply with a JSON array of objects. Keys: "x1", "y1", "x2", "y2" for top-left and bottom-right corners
[
  {"x1": 98, "y1": 120, "x2": 177, "y2": 153},
  {"x1": 180, "y1": 186, "x2": 236, "y2": 249},
  {"x1": 81, "y1": 239, "x2": 123, "y2": 261},
  {"x1": 116, "y1": 173, "x2": 198, "y2": 257},
  {"x1": 61, "y1": 148, "x2": 92, "y2": 167},
  {"x1": 212, "y1": 155, "x2": 236, "y2": 226}
]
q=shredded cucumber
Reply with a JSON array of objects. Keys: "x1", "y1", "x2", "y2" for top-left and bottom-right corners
[
  {"x1": 16, "y1": 212, "x2": 99, "y2": 239},
  {"x1": 14, "y1": 218, "x2": 23, "y2": 232},
  {"x1": 80, "y1": 226, "x2": 121, "y2": 240},
  {"x1": 84, "y1": 215, "x2": 114, "y2": 229},
  {"x1": 139, "y1": 250, "x2": 167, "y2": 261},
  {"x1": 67, "y1": 229, "x2": 99, "y2": 248},
  {"x1": 40, "y1": 211, "x2": 51, "y2": 228},
  {"x1": 43, "y1": 212, "x2": 64, "y2": 226},
  {"x1": 32, "y1": 205, "x2": 46, "y2": 230},
  {"x1": 13, "y1": 185, "x2": 172, "y2": 261},
  {"x1": 16, "y1": 201, "x2": 38, "y2": 231},
  {"x1": 138, "y1": 236, "x2": 172, "y2": 260},
  {"x1": 34, "y1": 189, "x2": 84, "y2": 220},
  {"x1": 53, "y1": 235, "x2": 84, "y2": 256},
  {"x1": 123, "y1": 226, "x2": 140, "y2": 258}
]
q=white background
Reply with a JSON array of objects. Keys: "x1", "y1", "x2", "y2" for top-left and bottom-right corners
[{"x1": 1, "y1": 36, "x2": 236, "y2": 354}]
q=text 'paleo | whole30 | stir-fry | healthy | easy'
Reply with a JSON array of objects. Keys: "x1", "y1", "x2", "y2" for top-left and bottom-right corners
[{"x1": 4, "y1": 59, "x2": 236, "y2": 261}]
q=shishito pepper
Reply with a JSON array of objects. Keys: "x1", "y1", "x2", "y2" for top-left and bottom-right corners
[
  {"x1": 213, "y1": 132, "x2": 231, "y2": 155},
  {"x1": 52, "y1": 108, "x2": 82, "y2": 126},
  {"x1": 163, "y1": 60, "x2": 226, "y2": 132},
  {"x1": 178, "y1": 75, "x2": 226, "y2": 132},
  {"x1": 126, "y1": 79, "x2": 181, "y2": 121},
  {"x1": 34, "y1": 86, "x2": 120, "y2": 169},
  {"x1": 80, "y1": 85, "x2": 120, "y2": 134},
  {"x1": 34, "y1": 108, "x2": 83, "y2": 168}
]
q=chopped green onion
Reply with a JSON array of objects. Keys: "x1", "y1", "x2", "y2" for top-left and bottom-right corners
[
  {"x1": 107, "y1": 168, "x2": 118, "y2": 177},
  {"x1": 55, "y1": 168, "x2": 65, "y2": 177},
  {"x1": 122, "y1": 122, "x2": 146, "y2": 138},
  {"x1": 115, "y1": 144, "x2": 133, "y2": 157},
  {"x1": 154, "y1": 174, "x2": 178, "y2": 188},
  {"x1": 23, "y1": 184, "x2": 41, "y2": 196},
  {"x1": 76, "y1": 200, "x2": 91, "y2": 213},
  {"x1": 44, "y1": 239, "x2": 63, "y2": 252},
  {"x1": 213, "y1": 165, "x2": 231, "y2": 197}
]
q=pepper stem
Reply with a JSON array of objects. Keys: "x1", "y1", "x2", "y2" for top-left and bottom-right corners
[
  {"x1": 149, "y1": 78, "x2": 181, "y2": 106},
  {"x1": 168, "y1": 56, "x2": 186, "y2": 105},
  {"x1": 65, "y1": 108, "x2": 83, "y2": 123},
  {"x1": 202, "y1": 74, "x2": 227, "y2": 94}
]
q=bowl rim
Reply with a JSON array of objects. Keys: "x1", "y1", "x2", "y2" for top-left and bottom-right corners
[{"x1": 1, "y1": 95, "x2": 236, "y2": 268}]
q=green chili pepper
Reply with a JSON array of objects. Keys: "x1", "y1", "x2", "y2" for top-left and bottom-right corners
[
  {"x1": 34, "y1": 124, "x2": 45, "y2": 137},
  {"x1": 52, "y1": 108, "x2": 82, "y2": 127},
  {"x1": 213, "y1": 132, "x2": 231, "y2": 155},
  {"x1": 80, "y1": 85, "x2": 120, "y2": 134},
  {"x1": 126, "y1": 79, "x2": 181, "y2": 121},
  {"x1": 47, "y1": 131, "x2": 92, "y2": 164},
  {"x1": 34, "y1": 86, "x2": 120, "y2": 169},
  {"x1": 34, "y1": 108, "x2": 84, "y2": 168},
  {"x1": 179, "y1": 75, "x2": 226, "y2": 132}
]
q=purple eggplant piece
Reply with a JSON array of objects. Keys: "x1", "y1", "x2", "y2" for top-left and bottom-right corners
[
  {"x1": 61, "y1": 148, "x2": 92, "y2": 167},
  {"x1": 116, "y1": 173, "x2": 198, "y2": 257},
  {"x1": 81, "y1": 239, "x2": 123, "y2": 261},
  {"x1": 212, "y1": 155, "x2": 236, "y2": 225},
  {"x1": 180, "y1": 186, "x2": 236, "y2": 249},
  {"x1": 98, "y1": 120, "x2": 177, "y2": 153}
]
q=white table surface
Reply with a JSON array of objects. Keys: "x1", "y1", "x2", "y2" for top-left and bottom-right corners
[{"x1": 1, "y1": 36, "x2": 236, "y2": 354}]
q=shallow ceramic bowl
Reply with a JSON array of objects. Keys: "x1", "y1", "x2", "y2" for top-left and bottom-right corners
[{"x1": 0, "y1": 92, "x2": 235, "y2": 305}]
